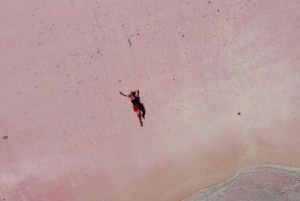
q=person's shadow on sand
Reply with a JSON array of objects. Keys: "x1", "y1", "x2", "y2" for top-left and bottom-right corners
[
  {"x1": 139, "y1": 101, "x2": 146, "y2": 119},
  {"x1": 136, "y1": 91, "x2": 146, "y2": 119}
]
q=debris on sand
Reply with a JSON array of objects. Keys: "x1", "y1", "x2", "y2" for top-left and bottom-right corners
[{"x1": 127, "y1": 38, "x2": 132, "y2": 47}]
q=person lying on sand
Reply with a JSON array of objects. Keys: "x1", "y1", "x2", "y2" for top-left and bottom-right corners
[{"x1": 119, "y1": 90, "x2": 145, "y2": 127}]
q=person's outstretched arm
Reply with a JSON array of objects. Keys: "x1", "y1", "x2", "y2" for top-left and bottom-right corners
[{"x1": 119, "y1": 91, "x2": 127, "y2": 97}]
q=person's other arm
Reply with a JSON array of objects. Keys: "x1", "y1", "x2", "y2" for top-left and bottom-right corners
[{"x1": 132, "y1": 90, "x2": 139, "y2": 97}]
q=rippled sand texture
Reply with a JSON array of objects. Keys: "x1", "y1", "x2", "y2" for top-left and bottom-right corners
[{"x1": 0, "y1": 0, "x2": 300, "y2": 200}]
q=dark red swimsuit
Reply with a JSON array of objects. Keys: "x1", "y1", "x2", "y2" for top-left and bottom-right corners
[{"x1": 131, "y1": 97, "x2": 140, "y2": 112}]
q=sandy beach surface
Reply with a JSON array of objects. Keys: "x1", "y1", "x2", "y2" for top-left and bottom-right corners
[{"x1": 1, "y1": 0, "x2": 300, "y2": 200}]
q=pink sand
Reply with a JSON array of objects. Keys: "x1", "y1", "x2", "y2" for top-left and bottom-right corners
[{"x1": 0, "y1": 0, "x2": 300, "y2": 200}]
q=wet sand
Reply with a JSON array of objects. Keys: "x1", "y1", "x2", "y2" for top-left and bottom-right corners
[{"x1": 184, "y1": 165, "x2": 300, "y2": 201}]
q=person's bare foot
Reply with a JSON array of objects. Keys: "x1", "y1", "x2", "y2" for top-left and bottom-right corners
[{"x1": 140, "y1": 122, "x2": 143, "y2": 127}]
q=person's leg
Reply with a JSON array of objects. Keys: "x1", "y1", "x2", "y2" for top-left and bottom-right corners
[
  {"x1": 135, "y1": 110, "x2": 143, "y2": 126},
  {"x1": 139, "y1": 109, "x2": 144, "y2": 119}
]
